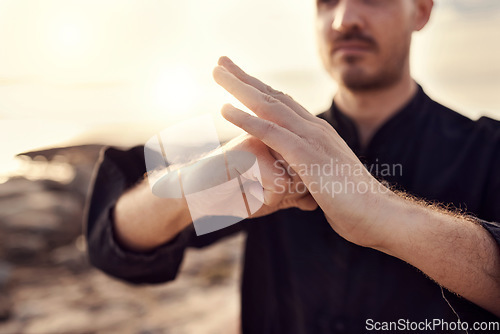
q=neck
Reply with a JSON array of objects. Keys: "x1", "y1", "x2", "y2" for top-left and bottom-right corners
[{"x1": 333, "y1": 73, "x2": 417, "y2": 149}]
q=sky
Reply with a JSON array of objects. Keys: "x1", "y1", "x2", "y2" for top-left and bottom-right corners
[{"x1": 0, "y1": 0, "x2": 499, "y2": 176}]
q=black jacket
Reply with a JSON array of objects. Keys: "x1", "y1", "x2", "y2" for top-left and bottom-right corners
[{"x1": 86, "y1": 86, "x2": 500, "y2": 333}]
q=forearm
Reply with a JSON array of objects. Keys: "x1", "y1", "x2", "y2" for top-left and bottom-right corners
[
  {"x1": 209, "y1": 56, "x2": 500, "y2": 316},
  {"x1": 113, "y1": 178, "x2": 192, "y2": 252},
  {"x1": 375, "y1": 191, "x2": 500, "y2": 316}
]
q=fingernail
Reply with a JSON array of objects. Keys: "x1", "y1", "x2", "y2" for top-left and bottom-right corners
[
  {"x1": 215, "y1": 65, "x2": 227, "y2": 72},
  {"x1": 219, "y1": 56, "x2": 232, "y2": 65}
]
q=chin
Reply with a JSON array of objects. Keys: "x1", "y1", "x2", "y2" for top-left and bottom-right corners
[
  {"x1": 333, "y1": 66, "x2": 375, "y2": 90},
  {"x1": 335, "y1": 66, "x2": 400, "y2": 92},
  {"x1": 343, "y1": 74, "x2": 375, "y2": 90}
]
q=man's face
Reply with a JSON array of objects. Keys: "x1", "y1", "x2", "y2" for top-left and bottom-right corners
[{"x1": 316, "y1": 0, "x2": 421, "y2": 91}]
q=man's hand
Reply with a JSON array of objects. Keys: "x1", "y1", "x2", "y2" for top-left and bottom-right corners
[
  {"x1": 213, "y1": 56, "x2": 500, "y2": 316},
  {"x1": 213, "y1": 56, "x2": 389, "y2": 248},
  {"x1": 151, "y1": 132, "x2": 318, "y2": 219},
  {"x1": 221, "y1": 134, "x2": 318, "y2": 217}
]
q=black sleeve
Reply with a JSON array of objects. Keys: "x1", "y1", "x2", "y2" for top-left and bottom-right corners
[
  {"x1": 84, "y1": 145, "x2": 247, "y2": 285},
  {"x1": 479, "y1": 120, "x2": 500, "y2": 249}
]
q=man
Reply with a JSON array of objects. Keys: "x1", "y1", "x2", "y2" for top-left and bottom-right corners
[{"x1": 86, "y1": 0, "x2": 500, "y2": 332}]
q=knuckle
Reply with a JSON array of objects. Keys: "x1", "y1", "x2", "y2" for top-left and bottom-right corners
[
  {"x1": 269, "y1": 89, "x2": 292, "y2": 104},
  {"x1": 319, "y1": 123, "x2": 332, "y2": 136},
  {"x1": 263, "y1": 93, "x2": 279, "y2": 105},
  {"x1": 261, "y1": 121, "x2": 277, "y2": 141},
  {"x1": 317, "y1": 118, "x2": 338, "y2": 137},
  {"x1": 310, "y1": 119, "x2": 333, "y2": 137},
  {"x1": 255, "y1": 94, "x2": 280, "y2": 115},
  {"x1": 305, "y1": 136, "x2": 326, "y2": 154},
  {"x1": 264, "y1": 84, "x2": 275, "y2": 95},
  {"x1": 273, "y1": 90, "x2": 286, "y2": 99},
  {"x1": 281, "y1": 92, "x2": 294, "y2": 102},
  {"x1": 312, "y1": 117, "x2": 331, "y2": 129},
  {"x1": 317, "y1": 117, "x2": 330, "y2": 127}
]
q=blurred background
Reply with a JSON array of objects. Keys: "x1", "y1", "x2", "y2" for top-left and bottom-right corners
[{"x1": 0, "y1": 0, "x2": 499, "y2": 333}]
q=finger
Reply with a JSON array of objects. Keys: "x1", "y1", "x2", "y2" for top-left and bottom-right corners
[
  {"x1": 221, "y1": 104, "x2": 302, "y2": 159},
  {"x1": 228, "y1": 150, "x2": 290, "y2": 197},
  {"x1": 213, "y1": 65, "x2": 308, "y2": 134},
  {"x1": 218, "y1": 56, "x2": 319, "y2": 123}
]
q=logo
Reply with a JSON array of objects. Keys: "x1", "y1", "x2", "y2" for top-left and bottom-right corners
[{"x1": 144, "y1": 114, "x2": 264, "y2": 235}]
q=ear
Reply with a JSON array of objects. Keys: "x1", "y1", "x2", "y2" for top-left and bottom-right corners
[{"x1": 414, "y1": 0, "x2": 434, "y2": 31}]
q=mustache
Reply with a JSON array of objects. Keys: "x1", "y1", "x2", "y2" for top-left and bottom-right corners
[{"x1": 333, "y1": 30, "x2": 377, "y2": 48}]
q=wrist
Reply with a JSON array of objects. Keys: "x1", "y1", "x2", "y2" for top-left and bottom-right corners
[
  {"x1": 367, "y1": 190, "x2": 422, "y2": 256},
  {"x1": 324, "y1": 180, "x2": 408, "y2": 251},
  {"x1": 114, "y1": 180, "x2": 191, "y2": 252}
]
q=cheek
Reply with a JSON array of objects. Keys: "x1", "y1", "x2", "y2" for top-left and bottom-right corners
[
  {"x1": 315, "y1": 19, "x2": 328, "y2": 45},
  {"x1": 374, "y1": 17, "x2": 412, "y2": 56},
  {"x1": 315, "y1": 18, "x2": 332, "y2": 58},
  {"x1": 315, "y1": 11, "x2": 335, "y2": 40}
]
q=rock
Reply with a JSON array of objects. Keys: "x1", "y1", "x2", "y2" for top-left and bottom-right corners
[
  {"x1": 23, "y1": 309, "x2": 93, "y2": 334},
  {"x1": 0, "y1": 262, "x2": 11, "y2": 287},
  {"x1": 0, "y1": 192, "x2": 61, "y2": 218},
  {"x1": 0, "y1": 189, "x2": 84, "y2": 258},
  {"x1": 0, "y1": 191, "x2": 81, "y2": 220},
  {"x1": 2, "y1": 233, "x2": 48, "y2": 263},
  {"x1": 50, "y1": 243, "x2": 89, "y2": 273},
  {"x1": 19, "y1": 145, "x2": 104, "y2": 198},
  {"x1": 0, "y1": 145, "x2": 246, "y2": 333},
  {"x1": 0, "y1": 321, "x2": 21, "y2": 333},
  {"x1": 0, "y1": 293, "x2": 11, "y2": 322},
  {"x1": 0, "y1": 234, "x2": 245, "y2": 333},
  {"x1": 0, "y1": 263, "x2": 11, "y2": 322},
  {"x1": 0, "y1": 178, "x2": 45, "y2": 199},
  {"x1": 2, "y1": 211, "x2": 62, "y2": 234}
]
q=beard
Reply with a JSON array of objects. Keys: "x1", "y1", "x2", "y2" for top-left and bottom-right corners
[
  {"x1": 339, "y1": 57, "x2": 406, "y2": 92},
  {"x1": 328, "y1": 36, "x2": 411, "y2": 92}
]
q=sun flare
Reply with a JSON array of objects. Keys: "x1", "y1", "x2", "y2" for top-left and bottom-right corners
[
  {"x1": 147, "y1": 66, "x2": 202, "y2": 117},
  {"x1": 36, "y1": 6, "x2": 96, "y2": 82}
]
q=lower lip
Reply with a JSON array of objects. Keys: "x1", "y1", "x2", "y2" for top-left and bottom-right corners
[{"x1": 334, "y1": 47, "x2": 372, "y2": 57}]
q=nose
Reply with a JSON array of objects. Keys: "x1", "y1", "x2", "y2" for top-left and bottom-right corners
[{"x1": 332, "y1": 0, "x2": 364, "y2": 32}]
